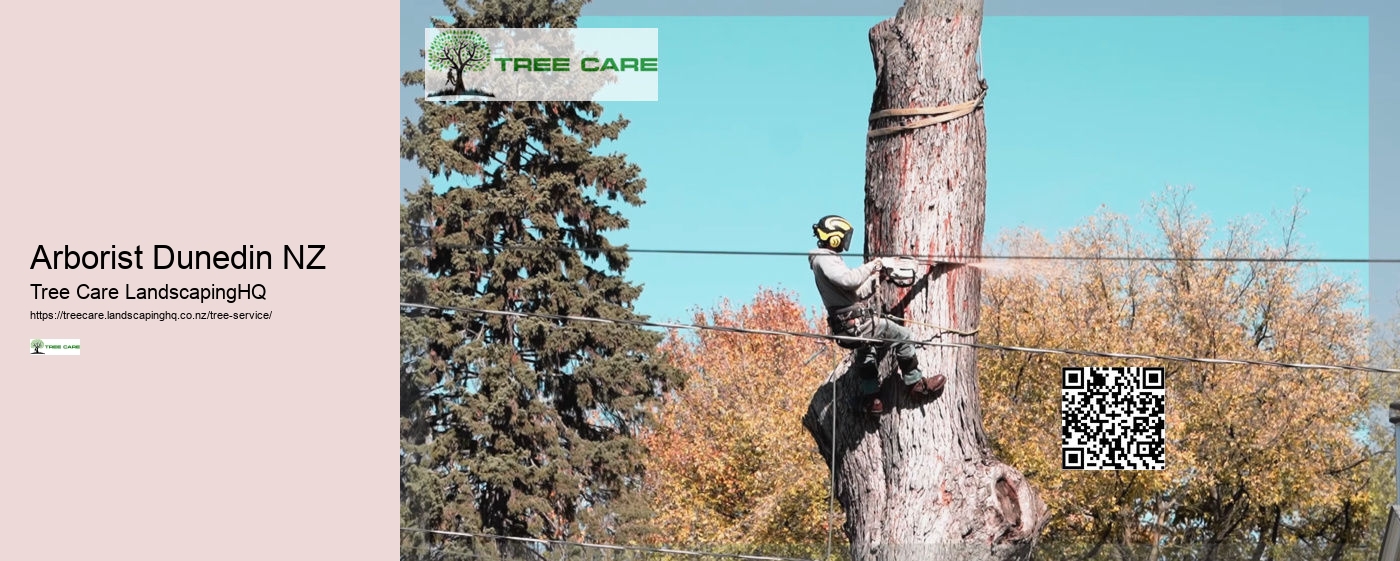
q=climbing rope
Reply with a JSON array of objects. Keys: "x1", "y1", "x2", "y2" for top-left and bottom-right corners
[
  {"x1": 826, "y1": 372, "x2": 837, "y2": 561},
  {"x1": 801, "y1": 343, "x2": 839, "y2": 560},
  {"x1": 867, "y1": 84, "x2": 988, "y2": 139},
  {"x1": 883, "y1": 313, "x2": 979, "y2": 337}
]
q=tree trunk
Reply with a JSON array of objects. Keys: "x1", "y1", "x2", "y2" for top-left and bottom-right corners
[
  {"x1": 803, "y1": 1, "x2": 1047, "y2": 560},
  {"x1": 449, "y1": 67, "x2": 466, "y2": 94}
]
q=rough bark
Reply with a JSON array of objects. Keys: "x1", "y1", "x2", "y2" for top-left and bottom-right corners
[{"x1": 802, "y1": 1, "x2": 1047, "y2": 559}]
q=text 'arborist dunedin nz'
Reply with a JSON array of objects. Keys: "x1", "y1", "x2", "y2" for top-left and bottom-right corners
[{"x1": 26, "y1": 244, "x2": 325, "y2": 303}]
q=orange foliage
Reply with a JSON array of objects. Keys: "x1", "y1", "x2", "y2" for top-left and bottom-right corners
[
  {"x1": 978, "y1": 187, "x2": 1381, "y2": 557},
  {"x1": 639, "y1": 288, "x2": 844, "y2": 555},
  {"x1": 637, "y1": 187, "x2": 1385, "y2": 559}
]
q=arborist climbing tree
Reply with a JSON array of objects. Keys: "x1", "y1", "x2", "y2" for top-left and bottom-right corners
[
  {"x1": 809, "y1": 214, "x2": 946, "y2": 416},
  {"x1": 801, "y1": 0, "x2": 1048, "y2": 560}
]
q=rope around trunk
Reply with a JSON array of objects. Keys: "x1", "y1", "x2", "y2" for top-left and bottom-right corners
[{"x1": 867, "y1": 85, "x2": 988, "y2": 139}]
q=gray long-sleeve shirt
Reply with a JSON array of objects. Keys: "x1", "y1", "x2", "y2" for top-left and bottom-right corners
[{"x1": 809, "y1": 248, "x2": 880, "y2": 310}]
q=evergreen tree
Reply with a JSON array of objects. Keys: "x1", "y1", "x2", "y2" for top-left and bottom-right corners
[{"x1": 400, "y1": 1, "x2": 683, "y2": 559}]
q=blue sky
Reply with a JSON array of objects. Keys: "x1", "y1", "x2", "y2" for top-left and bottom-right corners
[{"x1": 400, "y1": 14, "x2": 1371, "y2": 326}]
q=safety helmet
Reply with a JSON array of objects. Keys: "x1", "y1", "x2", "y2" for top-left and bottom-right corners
[{"x1": 813, "y1": 215, "x2": 854, "y2": 252}]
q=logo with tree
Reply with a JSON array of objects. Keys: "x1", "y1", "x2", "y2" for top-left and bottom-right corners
[
  {"x1": 30, "y1": 339, "x2": 44, "y2": 354},
  {"x1": 427, "y1": 29, "x2": 496, "y2": 99}
]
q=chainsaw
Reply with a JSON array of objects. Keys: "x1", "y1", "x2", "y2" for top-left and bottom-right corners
[{"x1": 881, "y1": 257, "x2": 921, "y2": 287}]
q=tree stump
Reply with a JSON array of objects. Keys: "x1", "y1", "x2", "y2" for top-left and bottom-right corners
[{"x1": 803, "y1": 1, "x2": 1048, "y2": 559}]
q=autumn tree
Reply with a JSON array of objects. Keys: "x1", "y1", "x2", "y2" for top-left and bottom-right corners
[
  {"x1": 803, "y1": 0, "x2": 1046, "y2": 559},
  {"x1": 399, "y1": 1, "x2": 683, "y2": 559},
  {"x1": 1362, "y1": 294, "x2": 1400, "y2": 554},
  {"x1": 978, "y1": 187, "x2": 1383, "y2": 560},
  {"x1": 645, "y1": 188, "x2": 1382, "y2": 561},
  {"x1": 639, "y1": 289, "x2": 846, "y2": 558}
]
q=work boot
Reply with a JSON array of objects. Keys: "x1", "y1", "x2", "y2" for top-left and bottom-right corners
[
  {"x1": 854, "y1": 374, "x2": 885, "y2": 415},
  {"x1": 907, "y1": 372, "x2": 947, "y2": 400},
  {"x1": 855, "y1": 394, "x2": 886, "y2": 416},
  {"x1": 897, "y1": 354, "x2": 944, "y2": 400}
]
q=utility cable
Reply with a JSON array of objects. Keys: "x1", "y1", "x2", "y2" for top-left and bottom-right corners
[
  {"x1": 399, "y1": 302, "x2": 1400, "y2": 375},
  {"x1": 401, "y1": 242, "x2": 1400, "y2": 265}
]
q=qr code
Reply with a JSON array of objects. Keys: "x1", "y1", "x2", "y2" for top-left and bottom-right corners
[{"x1": 1061, "y1": 366, "x2": 1165, "y2": 470}]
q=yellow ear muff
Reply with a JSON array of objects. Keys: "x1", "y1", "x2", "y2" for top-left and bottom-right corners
[{"x1": 828, "y1": 233, "x2": 844, "y2": 248}]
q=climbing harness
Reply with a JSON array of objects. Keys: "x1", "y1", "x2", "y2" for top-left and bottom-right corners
[{"x1": 826, "y1": 302, "x2": 878, "y2": 350}]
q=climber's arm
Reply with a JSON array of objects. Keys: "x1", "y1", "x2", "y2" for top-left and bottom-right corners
[{"x1": 812, "y1": 253, "x2": 882, "y2": 291}]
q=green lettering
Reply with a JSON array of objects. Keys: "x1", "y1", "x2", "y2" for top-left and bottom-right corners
[
  {"x1": 532, "y1": 57, "x2": 550, "y2": 71},
  {"x1": 552, "y1": 57, "x2": 569, "y2": 71},
  {"x1": 641, "y1": 58, "x2": 658, "y2": 71},
  {"x1": 620, "y1": 58, "x2": 639, "y2": 71},
  {"x1": 600, "y1": 58, "x2": 619, "y2": 72},
  {"x1": 512, "y1": 58, "x2": 531, "y2": 71},
  {"x1": 494, "y1": 58, "x2": 511, "y2": 71},
  {"x1": 581, "y1": 57, "x2": 600, "y2": 72}
]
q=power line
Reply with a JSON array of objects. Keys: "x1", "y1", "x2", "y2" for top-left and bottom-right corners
[
  {"x1": 401, "y1": 242, "x2": 1399, "y2": 265},
  {"x1": 399, "y1": 302, "x2": 1400, "y2": 375},
  {"x1": 400, "y1": 527, "x2": 819, "y2": 561}
]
